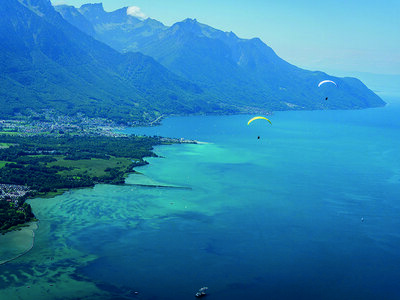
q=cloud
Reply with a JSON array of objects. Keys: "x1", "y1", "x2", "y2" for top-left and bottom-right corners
[{"x1": 127, "y1": 6, "x2": 147, "y2": 20}]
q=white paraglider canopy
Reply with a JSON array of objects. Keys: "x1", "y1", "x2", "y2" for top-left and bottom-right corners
[{"x1": 318, "y1": 80, "x2": 337, "y2": 88}]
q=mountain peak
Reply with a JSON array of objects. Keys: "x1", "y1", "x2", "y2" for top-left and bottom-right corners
[
  {"x1": 227, "y1": 31, "x2": 237, "y2": 37},
  {"x1": 112, "y1": 6, "x2": 135, "y2": 20},
  {"x1": 170, "y1": 18, "x2": 224, "y2": 39},
  {"x1": 80, "y1": 2, "x2": 104, "y2": 10},
  {"x1": 250, "y1": 37, "x2": 262, "y2": 43},
  {"x1": 143, "y1": 17, "x2": 166, "y2": 28},
  {"x1": 178, "y1": 18, "x2": 200, "y2": 29},
  {"x1": 79, "y1": 3, "x2": 105, "y2": 15},
  {"x1": 183, "y1": 18, "x2": 197, "y2": 23},
  {"x1": 170, "y1": 18, "x2": 202, "y2": 36}
]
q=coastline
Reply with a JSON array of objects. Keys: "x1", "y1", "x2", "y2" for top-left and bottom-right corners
[
  {"x1": 0, "y1": 131, "x2": 200, "y2": 265},
  {"x1": 0, "y1": 222, "x2": 38, "y2": 265}
]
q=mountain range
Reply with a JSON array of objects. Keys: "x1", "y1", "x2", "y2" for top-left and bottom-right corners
[
  {"x1": 0, "y1": 0, "x2": 385, "y2": 124},
  {"x1": 0, "y1": 0, "x2": 213, "y2": 124}
]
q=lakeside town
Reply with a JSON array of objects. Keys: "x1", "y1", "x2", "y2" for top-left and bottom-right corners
[
  {"x1": 0, "y1": 112, "x2": 124, "y2": 137},
  {"x1": 0, "y1": 111, "x2": 198, "y2": 232},
  {"x1": 0, "y1": 109, "x2": 199, "y2": 145},
  {"x1": 0, "y1": 110, "x2": 198, "y2": 144},
  {"x1": 0, "y1": 184, "x2": 31, "y2": 208},
  {"x1": 0, "y1": 183, "x2": 34, "y2": 232}
]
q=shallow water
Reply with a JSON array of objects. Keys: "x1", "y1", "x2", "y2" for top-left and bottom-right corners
[
  {"x1": 1, "y1": 96, "x2": 400, "y2": 299},
  {"x1": 0, "y1": 223, "x2": 36, "y2": 265}
]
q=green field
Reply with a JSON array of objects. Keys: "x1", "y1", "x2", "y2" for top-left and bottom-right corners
[
  {"x1": 48, "y1": 157, "x2": 134, "y2": 177},
  {"x1": 0, "y1": 161, "x2": 9, "y2": 168},
  {"x1": 0, "y1": 132, "x2": 19, "y2": 136},
  {"x1": 0, "y1": 143, "x2": 13, "y2": 148},
  {"x1": 0, "y1": 134, "x2": 162, "y2": 232}
]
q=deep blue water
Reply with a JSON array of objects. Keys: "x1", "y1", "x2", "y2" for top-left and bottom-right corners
[{"x1": 118, "y1": 96, "x2": 400, "y2": 299}]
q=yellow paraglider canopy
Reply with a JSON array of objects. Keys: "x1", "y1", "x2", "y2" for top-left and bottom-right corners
[{"x1": 247, "y1": 116, "x2": 272, "y2": 126}]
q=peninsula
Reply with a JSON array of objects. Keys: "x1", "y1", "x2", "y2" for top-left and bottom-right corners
[{"x1": 0, "y1": 115, "x2": 193, "y2": 233}]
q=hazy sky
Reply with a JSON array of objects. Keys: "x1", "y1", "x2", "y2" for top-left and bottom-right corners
[{"x1": 51, "y1": 0, "x2": 400, "y2": 76}]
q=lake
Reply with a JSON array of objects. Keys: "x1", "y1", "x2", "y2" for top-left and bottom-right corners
[{"x1": 1, "y1": 95, "x2": 399, "y2": 299}]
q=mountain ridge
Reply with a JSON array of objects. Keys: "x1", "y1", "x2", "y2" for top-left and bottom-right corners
[
  {"x1": 0, "y1": 0, "x2": 385, "y2": 125},
  {"x1": 1, "y1": 0, "x2": 230, "y2": 124},
  {"x1": 56, "y1": 3, "x2": 384, "y2": 112}
]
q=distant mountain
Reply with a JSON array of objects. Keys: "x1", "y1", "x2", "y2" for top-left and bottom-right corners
[
  {"x1": 56, "y1": 4, "x2": 167, "y2": 54},
  {"x1": 0, "y1": 0, "x2": 220, "y2": 124},
  {"x1": 0, "y1": 0, "x2": 385, "y2": 125},
  {"x1": 56, "y1": 3, "x2": 385, "y2": 111}
]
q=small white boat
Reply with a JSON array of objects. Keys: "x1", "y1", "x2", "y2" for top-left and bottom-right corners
[{"x1": 195, "y1": 286, "x2": 208, "y2": 298}]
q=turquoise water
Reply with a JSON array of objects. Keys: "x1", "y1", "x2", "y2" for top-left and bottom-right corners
[{"x1": 1, "y1": 96, "x2": 400, "y2": 299}]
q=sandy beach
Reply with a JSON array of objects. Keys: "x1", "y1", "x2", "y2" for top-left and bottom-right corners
[{"x1": 0, "y1": 222, "x2": 37, "y2": 265}]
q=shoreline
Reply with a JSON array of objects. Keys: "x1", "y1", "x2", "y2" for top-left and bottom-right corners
[
  {"x1": 0, "y1": 132, "x2": 206, "y2": 265},
  {"x1": 0, "y1": 222, "x2": 38, "y2": 265}
]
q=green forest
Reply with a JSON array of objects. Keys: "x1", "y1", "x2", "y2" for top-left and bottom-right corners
[
  {"x1": 0, "y1": 134, "x2": 165, "y2": 232},
  {"x1": 0, "y1": 200, "x2": 35, "y2": 232}
]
